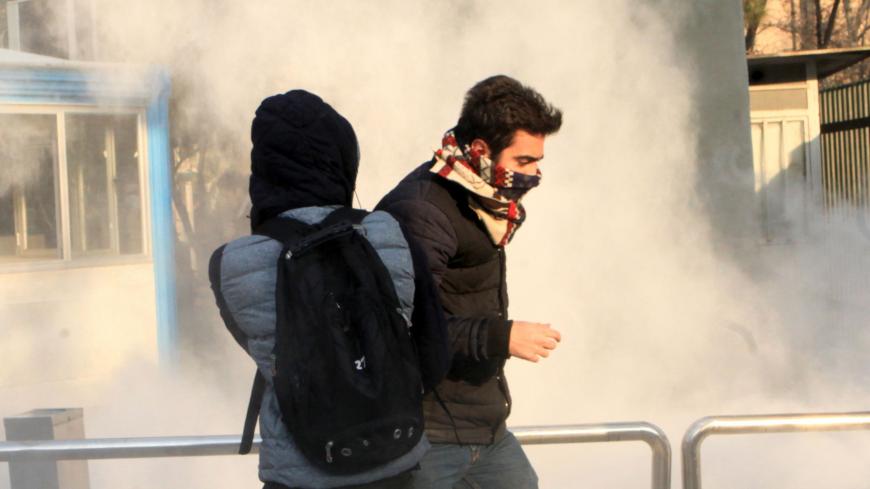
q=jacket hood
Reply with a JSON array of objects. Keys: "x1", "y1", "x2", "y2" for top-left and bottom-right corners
[{"x1": 249, "y1": 90, "x2": 359, "y2": 229}]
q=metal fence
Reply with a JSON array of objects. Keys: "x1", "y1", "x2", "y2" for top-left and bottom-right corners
[
  {"x1": 820, "y1": 79, "x2": 870, "y2": 213},
  {"x1": 0, "y1": 423, "x2": 671, "y2": 489},
  {"x1": 514, "y1": 423, "x2": 670, "y2": 489},
  {"x1": 10, "y1": 410, "x2": 870, "y2": 489},
  {"x1": 681, "y1": 411, "x2": 870, "y2": 489}
]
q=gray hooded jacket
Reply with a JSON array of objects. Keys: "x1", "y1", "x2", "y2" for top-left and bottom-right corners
[
  {"x1": 212, "y1": 206, "x2": 428, "y2": 488},
  {"x1": 209, "y1": 91, "x2": 439, "y2": 487}
]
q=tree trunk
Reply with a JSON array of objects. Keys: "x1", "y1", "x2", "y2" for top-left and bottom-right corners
[
  {"x1": 744, "y1": 0, "x2": 768, "y2": 52},
  {"x1": 746, "y1": 27, "x2": 758, "y2": 51},
  {"x1": 814, "y1": 0, "x2": 824, "y2": 47},
  {"x1": 800, "y1": 0, "x2": 815, "y2": 49},
  {"x1": 790, "y1": 0, "x2": 799, "y2": 49},
  {"x1": 821, "y1": 0, "x2": 842, "y2": 47}
]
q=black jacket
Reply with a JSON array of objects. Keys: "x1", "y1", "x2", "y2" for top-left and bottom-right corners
[{"x1": 377, "y1": 161, "x2": 513, "y2": 445}]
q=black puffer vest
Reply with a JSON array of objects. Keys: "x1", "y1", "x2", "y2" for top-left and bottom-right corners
[{"x1": 378, "y1": 163, "x2": 511, "y2": 445}]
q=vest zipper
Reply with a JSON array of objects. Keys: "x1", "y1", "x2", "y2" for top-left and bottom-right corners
[{"x1": 495, "y1": 247, "x2": 510, "y2": 441}]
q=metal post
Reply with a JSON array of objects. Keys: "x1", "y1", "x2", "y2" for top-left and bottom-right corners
[
  {"x1": 3, "y1": 409, "x2": 90, "y2": 489},
  {"x1": 682, "y1": 411, "x2": 870, "y2": 489},
  {"x1": 514, "y1": 423, "x2": 671, "y2": 489}
]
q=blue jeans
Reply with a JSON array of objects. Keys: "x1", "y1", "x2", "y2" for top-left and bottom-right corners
[
  {"x1": 263, "y1": 470, "x2": 411, "y2": 489},
  {"x1": 409, "y1": 432, "x2": 538, "y2": 489}
]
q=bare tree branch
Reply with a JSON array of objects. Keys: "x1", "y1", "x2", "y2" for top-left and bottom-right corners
[
  {"x1": 856, "y1": 0, "x2": 870, "y2": 39},
  {"x1": 844, "y1": 0, "x2": 856, "y2": 42},
  {"x1": 841, "y1": 0, "x2": 870, "y2": 43},
  {"x1": 859, "y1": 0, "x2": 870, "y2": 21},
  {"x1": 822, "y1": 0, "x2": 842, "y2": 47},
  {"x1": 751, "y1": 0, "x2": 868, "y2": 83}
]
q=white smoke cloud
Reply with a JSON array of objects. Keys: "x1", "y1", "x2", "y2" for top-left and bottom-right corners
[
  {"x1": 3, "y1": 1, "x2": 870, "y2": 488},
  {"x1": 0, "y1": 115, "x2": 56, "y2": 197}
]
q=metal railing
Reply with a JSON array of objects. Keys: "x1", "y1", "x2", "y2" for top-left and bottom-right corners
[
  {"x1": 0, "y1": 423, "x2": 671, "y2": 489},
  {"x1": 514, "y1": 423, "x2": 671, "y2": 489},
  {"x1": 0, "y1": 434, "x2": 259, "y2": 461},
  {"x1": 682, "y1": 411, "x2": 870, "y2": 489}
]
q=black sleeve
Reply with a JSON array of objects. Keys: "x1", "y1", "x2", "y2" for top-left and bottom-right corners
[
  {"x1": 404, "y1": 229, "x2": 450, "y2": 391},
  {"x1": 381, "y1": 198, "x2": 513, "y2": 361}
]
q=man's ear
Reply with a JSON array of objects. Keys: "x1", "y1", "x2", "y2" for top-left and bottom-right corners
[{"x1": 470, "y1": 138, "x2": 491, "y2": 157}]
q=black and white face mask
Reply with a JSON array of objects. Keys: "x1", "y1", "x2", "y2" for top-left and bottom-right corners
[{"x1": 493, "y1": 166, "x2": 542, "y2": 201}]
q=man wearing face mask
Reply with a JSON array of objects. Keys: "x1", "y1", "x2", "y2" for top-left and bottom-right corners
[{"x1": 376, "y1": 75, "x2": 563, "y2": 489}]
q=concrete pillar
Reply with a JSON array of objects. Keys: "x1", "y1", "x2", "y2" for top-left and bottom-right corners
[{"x1": 3, "y1": 408, "x2": 90, "y2": 489}]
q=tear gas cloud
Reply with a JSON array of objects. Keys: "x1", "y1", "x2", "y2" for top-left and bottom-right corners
[
  {"x1": 0, "y1": 116, "x2": 56, "y2": 197},
  {"x1": 3, "y1": 1, "x2": 870, "y2": 488}
]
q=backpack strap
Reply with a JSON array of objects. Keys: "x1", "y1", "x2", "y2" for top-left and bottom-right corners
[
  {"x1": 239, "y1": 216, "x2": 313, "y2": 455},
  {"x1": 239, "y1": 370, "x2": 266, "y2": 454},
  {"x1": 321, "y1": 207, "x2": 369, "y2": 227},
  {"x1": 254, "y1": 208, "x2": 367, "y2": 243},
  {"x1": 253, "y1": 216, "x2": 315, "y2": 245},
  {"x1": 287, "y1": 208, "x2": 368, "y2": 255}
]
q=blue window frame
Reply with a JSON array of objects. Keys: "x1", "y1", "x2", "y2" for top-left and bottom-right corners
[{"x1": 0, "y1": 55, "x2": 177, "y2": 363}]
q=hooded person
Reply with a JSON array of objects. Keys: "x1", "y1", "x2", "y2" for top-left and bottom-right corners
[
  {"x1": 248, "y1": 90, "x2": 359, "y2": 229},
  {"x1": 209, "y1": 90, "x2": 448, "y2": 489}
]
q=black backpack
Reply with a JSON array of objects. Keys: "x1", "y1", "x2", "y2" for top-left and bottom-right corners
[{"x1": 239, "y1": 208, "x2": 423, "y2": 474}]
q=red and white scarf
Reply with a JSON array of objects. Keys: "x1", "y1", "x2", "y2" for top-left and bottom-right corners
[{"x1": 429, "y1": 130, "x2": 534, "y2": 246}]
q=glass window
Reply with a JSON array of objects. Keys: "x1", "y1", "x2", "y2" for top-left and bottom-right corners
[
  {"x1": 66, "y1": 113, "x2": 143, "y2": 257},
  {"x1": 0, "y1": 110, "x2": 144, "y2": 265},
  {"x1": 18, "y1": 0, "x2": 69, "y2": 59},
  {"x1": 114, "y1": 116, "x2": 144, "y2": 254},
  {"x1": 0, "y1": 114, "x2": 61, "y2": 261}
]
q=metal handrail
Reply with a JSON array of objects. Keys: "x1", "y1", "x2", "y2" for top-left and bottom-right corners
[
  {"x1": 0, "y1": 423, "x2": 671, "y2": 489},
  {"x1": 0, "y1": 434, "x2": 257, "y2": 460},
  {"x1": 514, "y1": 423, "x2": 671, "y2": 489},
  {"x1": 682, "y1": 411, "x2": 870, "y2": 489}
]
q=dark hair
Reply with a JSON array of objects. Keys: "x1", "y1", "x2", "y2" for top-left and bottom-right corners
[{"x1": 454, "y1": 75, "x2": 562, "y2": 159}]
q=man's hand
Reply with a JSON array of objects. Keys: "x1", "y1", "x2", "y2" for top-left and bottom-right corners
[{"x1": 508, "y1": 321, "x2": 561, "y2": 362}]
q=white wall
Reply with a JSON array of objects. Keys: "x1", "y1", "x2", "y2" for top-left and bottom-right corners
[
  {"x1": 0, "y1": 263, "x2": 158, "y2": 409},
  {"x1": 5, "y1": 1, "x2": 870, "y2": 488}
]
